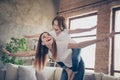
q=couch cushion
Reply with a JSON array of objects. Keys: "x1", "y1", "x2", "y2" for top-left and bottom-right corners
[
  {"x1": 4, "y1": 63, "x2": 60, "y2": 80},
  {"x1": 5, "y1": 63, "x2": 18, "y2": 80},
  {"x1": 36, "y1": 67, "x2": 56, "y2": 80},
  {"x1": 36, "y1": 71, "x2": 47, "y2": 80},
  {"x1": 54, "y1": 67, "x2": 63, "y2": 80},
  {"x1": 94, "y1": 72, "x2": 103, "y2": 80},
  {"x1": 0, "y1": 68, "x2": 6, "y2": 80},
  {"x1": 118, "y1": 78, "x2": 120, "y2": 80},
  {"x1": 84, "y1": 72, "x2": 95, "y2": 80},
  {"x1": 102, "y1": 74, "x2": 119, "y2": 80},
  {"x1": 18, "y1": 65, "x2": 37, "y2": 80}
]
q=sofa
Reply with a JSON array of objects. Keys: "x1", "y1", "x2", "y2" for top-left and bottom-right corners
[
  {"x1": 0, "y1": 63, "x2": 62, "y2": 80},
  {"x1": 84, "y1": 72, "x2": 120, "y2": 80},
  {"x1": 0, "y1": 63, "x2": 120, "y2": 80}
]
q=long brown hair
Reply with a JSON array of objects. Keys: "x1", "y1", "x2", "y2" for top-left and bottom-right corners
[
  {"x1": 51, "y1": 38, "x2": 57, "y2": 61},
  {"x1": 52, "y1": 15, "x2": 67, "y2": 31},
  {"x1": 34, "y1": 32, "x2": 57, "y2": 71}
]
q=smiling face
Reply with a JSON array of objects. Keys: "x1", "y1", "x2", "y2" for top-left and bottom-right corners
[
  {"x1": 52, "y1": 16, "x2": 67, "y2": 35},
  {"x1": 39, "y1": 32, "x2": 57, "y2": 60},
  {"x1": 52, "y1": 20, "x2": 63, "y2": 35},
  {"x1": 41, "y1": 32, "x2": 54, "y2": 46}
]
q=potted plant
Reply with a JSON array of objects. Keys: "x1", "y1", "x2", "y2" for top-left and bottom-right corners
[{"x1": 0, "y1": 37, "x2": 28, "y2": 65}]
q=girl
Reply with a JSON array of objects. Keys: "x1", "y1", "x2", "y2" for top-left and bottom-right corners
[{"x1": 24, "y1": 15, "x2": 96, "y2": 40}]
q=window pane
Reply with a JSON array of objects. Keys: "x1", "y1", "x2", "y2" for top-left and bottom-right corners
[
  {"x1": 113, "y1": 8, "x2": 120, "y2": 76},
  {"x1": 114, "y1": 73, "x2": 120, "y2": 77},
  {"x1": 70, "y1": 15, "x2": 97, "y2": 37},
  {"x1": 115, "y1": 11, "x2": 120, "y2": 32},
  {"x1": 114, "y1": 35, "x2": 120, "y2": 70},
  {"x1": 69, "y1": 14, "x2": 97, "y2": 70},
  {"x1": 72, "y1": 37, "x2": 96, "y2": 68}
]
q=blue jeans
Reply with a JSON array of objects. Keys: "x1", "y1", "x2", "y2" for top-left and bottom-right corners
[
  {"x1": 73, "y1": 58, "x2": 85, "y2": 80},
  {"x1": 58, "y1": 48, "x2": 84, "y2": 80},
  {"x1": 60, "y1": 58, "x2": 85, "y2": 80},
  {"x1": 57, "y1": 48, "x2": 81, "y2": 72},
  {"x1": 72, "y1": 48, "x2": 81, "y2": 72}
]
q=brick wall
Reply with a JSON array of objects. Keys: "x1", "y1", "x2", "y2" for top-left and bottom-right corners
[{"x1": 58, "y1": 0, "x2": 120, "y2": 74}]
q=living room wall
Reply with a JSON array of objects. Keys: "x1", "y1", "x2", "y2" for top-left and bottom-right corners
[{"x1": 0, "y1": 0, "x2": 59, "y2": 49}]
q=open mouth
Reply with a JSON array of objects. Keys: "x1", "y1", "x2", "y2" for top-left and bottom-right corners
[
  {"x1": 55, "y1": 29, "x2": 58, "y2": 32},
  {"x1": 47, "y1": 38, "x2": 51, "y2": 42}
]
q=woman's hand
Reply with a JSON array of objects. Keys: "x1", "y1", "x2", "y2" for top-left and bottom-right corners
[
  {"x1": 99, "y1": 31, "x2": 115, "y2": 41},
  {"x1": 1, "y1": 48, "x2": 11, "y2": 56},
  {"x1": 107, "y1": 31, "x2": 115, "y2": 38},
  {"x1": 65, "y1": 68, "x2": 74, "y2": 80},
  {"x1": 89, "y1": 25, "x2": 97, "y2": 31}
]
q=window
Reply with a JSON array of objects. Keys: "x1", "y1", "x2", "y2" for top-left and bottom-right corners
[
  {"x1": 69, "y1": 13, "x2": 97, "y2": 72},
  {"x1": 111, "y1": 7, "x2": 120, "y2": 77}
]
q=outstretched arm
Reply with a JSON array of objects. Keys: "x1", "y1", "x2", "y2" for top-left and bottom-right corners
[
  {"x1": 68, "y1": 25, "x2": 97, "y2": 34},
  {"x1": 68, "y1": 39, "x2": 101, "y2": 48},
  {"x1": 68, "y1": 31, "x2": 115, "y2": 49},
  {"x1": 2, "y1": 48, "x2": 36, "y2": 57},
  {"x1": 23, "y1": 34, "x2": 40, "y2": 38}
]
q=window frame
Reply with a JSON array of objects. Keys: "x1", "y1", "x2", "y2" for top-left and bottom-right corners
[
  {"x1": 68, "y1": 12, "x2": 97, "y2": 71},
  {"x1": 111, "y1": 7, "x2": 120, "y2": 76}
]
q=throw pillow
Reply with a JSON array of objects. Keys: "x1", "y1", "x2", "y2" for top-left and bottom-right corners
[
  {"x1": 5, "y1": 63, "x2": 18, "y2": 80},
  {"x1": 18, "y1": 66, "x2": 37, "y2": 80}
]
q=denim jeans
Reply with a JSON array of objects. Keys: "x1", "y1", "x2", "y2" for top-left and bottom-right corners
[
  {"x1": 73, "y1": 58, "x2": 85, "y2": 80},
  {"x1": 60, "y1": 68, "x2": 68, "y2": 80},
  {"x1": 60, "y1": 58, "x2": 85, "y2": 80},
  {"x1": 72, "y1": 48, "x2": 81, "y2": 72},
  {"x1": 58, "y1": 48, "x2": 84, "y2": 80},
  {"x1": 57, "y1": 48, "x2": 81, "y2": 71}
]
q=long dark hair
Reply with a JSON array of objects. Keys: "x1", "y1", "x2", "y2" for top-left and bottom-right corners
[
  {"x1": 34, "y1": 32, "x2": 57, "y2": 71},
  {"x1": 52, "y1": 15, "x2": 67, "y2": 31}
]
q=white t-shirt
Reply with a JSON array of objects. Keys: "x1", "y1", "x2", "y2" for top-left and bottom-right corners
[
  {"x1": 49, "y1": 41, "x2": 73, "y2": 67},
  {"x1": 49, "y1": 29, "x2": 79, "y2": 67},
  {"x1": 49, "y1": 29, "x2": 71, "y2": 42}
]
